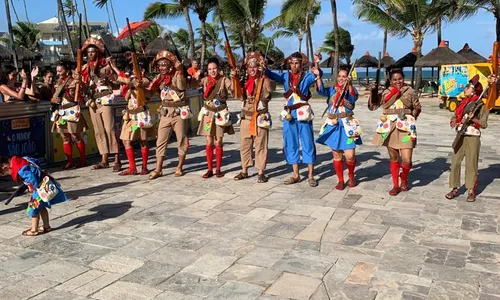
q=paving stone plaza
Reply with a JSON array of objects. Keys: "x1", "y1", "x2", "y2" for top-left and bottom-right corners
[{"x1": 1, "y1": 91, "x2": 500, "y2": 300}]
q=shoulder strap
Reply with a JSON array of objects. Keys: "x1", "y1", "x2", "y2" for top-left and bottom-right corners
[{"x1": 206, "y1": 77, "x2": 224, "y2": 102}]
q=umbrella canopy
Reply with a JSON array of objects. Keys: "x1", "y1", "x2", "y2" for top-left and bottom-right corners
[
  {"x1": 144, "y1": 36, "x2": 170, "y2": 56},
  {"x1": 355, "y1": 51, "x2": 378, "y2": 68},
  {"x1": 0, "y1": 44, "x2": 13, "y2": 60},
  {"x1": 457, "y1": 43, "x2": 486, "y2": 63},
  {"x1": 395, "y1": 48, "x2": 417, "y2": 67},
  {"x1": 100, "y1": 32, "x2": 126, "y2": 53},
  {"x1": 116, "y1": 21, "x2": 153, "y2": 40},
  {"x1": 380, "y1": 52, "x2": 396, "y2": 67},
  {"x1": 415, "y1": 41, "x2": 469, "y2": 67}
]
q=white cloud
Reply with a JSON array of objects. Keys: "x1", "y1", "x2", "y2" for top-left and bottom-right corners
[
  {"x1": 352, "y1": 30, "x2": 384, "y2": 43},
  {"x1": 162, "y1": 24, "x2": 181, "y2": 33},
  {"x1": 317, "y1": 11, "x2": 352, "y2": 28},
  {"x1": 268, "y1": 0, "x2": 285, "y2": 7}
]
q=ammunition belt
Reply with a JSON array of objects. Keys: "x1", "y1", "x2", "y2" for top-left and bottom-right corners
[
  {"x1": 204, "y1": 103, "x2": 227, "y2": 112},
  {"x1": 327, "y1": 112, "x2": 353, "y2": 120},
  {"x1": 93, "y1": 90, "x2": 113, "y2": 99},
  {"x1": 383, "y1": 108, "x2": 411, "y2": 115},
  {"x1": 162, "y1": 101, "x2": 186, "y2": 107}
]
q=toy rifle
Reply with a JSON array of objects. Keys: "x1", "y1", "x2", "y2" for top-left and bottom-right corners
[
  {"x1": 219, "y1": 16, "x2": 243, "y2": 98},
  {"x1": 73, "y1": 14, "x2": 83, "y2": 104},
  {"x1": 249, "y1": 40, "x2": 271, "y2": 136},
  {"x1": 486, "y1": 42, "x2": 499, "y2": 110},
  {"x1": 126, "y1": 17, "x2": 146, "y2": 107},
  {"x1": 3, "y1": 184, "x2": 28, "y2": 205},
  {"x1": 452, "y1": 86, "x2": 488, "y2": 152},
  {"x1": 322, "y1": 58, "x2": 357, "y2": 118},
  {"x1": 370, "y1": 51, "x2": 382, "y2": 105}
]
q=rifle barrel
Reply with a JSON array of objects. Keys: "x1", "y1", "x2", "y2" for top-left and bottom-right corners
[{"x1": 126, "y1": 18, "x2": 136, "y2": 53}]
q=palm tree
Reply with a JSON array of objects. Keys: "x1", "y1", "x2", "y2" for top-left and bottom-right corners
[
  {"x1": 459, "y1": 1, "x2": 500, "y2": 42},
  {"x1": 137, "y1": 22, "x2": 162, "y2": 44},
  {"x1": 11, "y1": 21, "x2": 41, "y2": 51},
  {"x1": 94, "y1": 0, "x2": 120, "y2": 34},
  {"x1": 144, "y1": 1, "x2": 196, "y2": 59},
  {"x1": 197, "y1": 22, "x2": 220, "y2": 53},
  {"x1": 318, "y1": 27, "x2": 354, "y2": 65},
  {"x1": 218, "y1": 0, "x2": 267, "y2": 51},
  {"x1": 64, "y1": 0, "x2": 77, "y2": 31},
  {"x1": 171, "y1": 28, "x2": 191, "y2": 57},
  {"x1": 189, "y1": 0, "x2": 219, "y2": 66},
  {"x1": 57, "y1": 0, "x2": 75, "y2": 59},
  {"x1": 81, "y1": 0, "x2": 91, "y2": 37},
  {"x1": 4, "y1": 0, "x2": 18, "y2": 68},
  {"x1": 269, "y1": 20, "x2": 304, "y2": 52},
  {"x1": 330, "y1": 0, "x2": 340, "y2": 79}
]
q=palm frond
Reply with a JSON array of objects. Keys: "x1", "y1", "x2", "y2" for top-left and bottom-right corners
[{"x1": 144, "y1": 2, "x2": 183, "y2": 20}]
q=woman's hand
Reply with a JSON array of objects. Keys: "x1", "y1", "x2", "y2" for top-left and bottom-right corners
[
  {"x1": 20, "y1": 69, "x2": 27, "y2": 81},
  {"x1": 31, "y1": 66, "x2": 39, "y2": 79},
  {"x1": 133, "y1": 78, "x2": 143, "y2": 89},
  {"x1": 311, "y1": 67, "x2": 320, "y2": 76}
]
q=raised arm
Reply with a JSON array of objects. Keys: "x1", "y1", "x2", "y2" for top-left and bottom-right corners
[{"x1": 265, "y1": 68, "x2": 286, "y2": 84}]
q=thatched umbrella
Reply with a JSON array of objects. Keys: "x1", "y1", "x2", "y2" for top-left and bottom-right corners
[
  {"x1": 457, "y1": 43, "x2": 486, "y2": 63},
  {"x1": 144, "y1": 37, "x2": 170, "y2": 57},
  {"x1": 16, "y1": 47, "x2": 39, "y2": 61},
  {"x1": 0, "y1": 44, "x2": 13, "y2": 60},
  {"x1": 415, "y1": 40, "x2": 469, "y2": 82},
  {"x1": 319, "y1": 55, "x2": 347, "y2": 68},
  {"x1": 355, "y1": 51, "x2": 378, "y2": 86},
  {"x1": 395, "y1": 48, "x2": 418, "y2": 87},
  {"x1": 380, "y1": 52, "x2": 396, "y2": 67}
]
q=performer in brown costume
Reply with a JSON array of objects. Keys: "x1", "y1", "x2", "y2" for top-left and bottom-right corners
[
  {"x1": 50, "y1": 60, "x2": 88, "y2": 169},
  {"x1": 369, "y1": 68, "x2": 421, "y2": 196},
  {"x1": 445, "y1": 75, "x2": 497, "y2": 202},
  {"x1": 198, "y1": 57, "x2": 235, "y2": 178},
  {"x1": 108, "y1": 59, "x2": 156, "y2": 176},
  {"x1": 146, "y1": 50, "x2": 189, "y2": 179},
  {"x1": 234, "y1": 51, "x2": 275, "y2": 183},
  {"x1": 79, "y1": 37, "x2": 121, "y2": 171}
]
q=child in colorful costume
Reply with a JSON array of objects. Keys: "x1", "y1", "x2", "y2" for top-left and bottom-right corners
[
  {"x1": 50, "y1": 60, "x2": 88, "y2": 170},
  {"x1": 313, "y1": 65, "x2": 362, "y2": 190},
  {"x1": 0, "y1": 156, "x2": 67, "y2": 236},
  {"x1": 234, "y1": 51, "x2": 276, "y2": 183},
  {"x1": 265, "y1": 52, "x2": 319, "y2": 187},
  {"x1": 198, "y1": 57, "x2": 235, "y2": 178},
  {"x1": 369, "y1": 68, "x2": 421, "y2": 196}
]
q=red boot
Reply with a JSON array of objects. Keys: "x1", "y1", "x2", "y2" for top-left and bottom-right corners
[
  {"x1": 203, "y1": 145, "x2": 214, "y2": 178},
  {"x1": 346, "y1": 160, "x2": 356, "y2": 188},
  {"x1": 215, "y1": 146, "x2": 224, "y2": 177},
  {"x1": 333, "y1": 160, "x2": 345, "y2": 190},
  {"x1": 76, "y1": 140, "x2": 86, "y2": 167},
  {"x1": 140, "y1": 146, "x2": 149, "y2": 175},
  {"x1": 389, "y1": 161, "x2": 400, "y2": 196},
  {"x1": 63, "y1": 143, "x2": 75, "y2": 169},
  {"x1": 400, "y1": 163, "x2": 412, "y2": 191},
  {"x1": 119, "y1": 148, "x2": 137, "y2": 175}
]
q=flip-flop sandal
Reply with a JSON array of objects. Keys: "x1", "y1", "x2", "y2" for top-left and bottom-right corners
[
  {"x1": 308, "y1": 178, "x2": 318, "y2": 187},
  {"x1": 174, "y1": 169, "x2": 184, "y2": 177},
  {"x1": 467, "y1": 192, "x2": 476, "y2": 202},
  {"x1": 445, "y1": 189, "x2": 459, "y2": 200},
  {"x1": 22, "y1": 229, "x2": 39, "y2": 236},
  {"x1": 149, "y1": 170, "x2": 163, "y2": 180},
  {"x1": 38, "y1": 226, "x2": 51, "y2": 233},
  {"x1": 234, "y1": 172, "x2": 249, "y2": 181},
  {"x1": 91, "y1": 163, "x2": 109, "y2": 170},
  {"x1": 257, "y1": 174, "x2": 268, "y2": 183},
  {"x1": 112, "y1": 163, "x2": 122, "y2": 172},
  {"x1": 284, "y1": 176, "x2": 300, "y2": 185}
]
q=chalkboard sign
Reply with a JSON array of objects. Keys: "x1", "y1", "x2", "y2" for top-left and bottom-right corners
[{"x1": 0, "y1": 115, "x2": 47, "y2": 163}]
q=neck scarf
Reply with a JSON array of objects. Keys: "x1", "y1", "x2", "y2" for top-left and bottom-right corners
[
  {"x1": 245, "y1": 73, "x2": 259, "y2": 96},
  {"x1": 204, "y1": 75, "x2": 219, "y2": 99},
  {"x1": 455, "y1": 94, "x2": 479, "y2": 123}
]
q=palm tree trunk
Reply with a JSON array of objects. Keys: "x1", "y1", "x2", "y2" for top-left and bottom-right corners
[
  {"x1": 412, "y1": 30, "x2": 424, "y2": 91},
  {"x1": 9, "y1": 0, "x2": 19, "y2": 22},
  {"x1": 495, "y1": 8, "x2": 500, "y2": 42},
  {"x1": 307, "y1": 22, "x2": 314, "y2": 61},
  {"x1": 109, "y1": 0, "x2": 120, "y2": 35},
  {"x1": 183, "y1": 6, "x2": 195, "y2": 59},
  {"x1": 437, "y1": 18, "x2": 442, "y2": 46},
  {"x1": 4, "y1": 0, "x2": 18, "y2": 70},
  {"x1": 81, "y1": 0, "x2": 90, "y2": 37},
  {"x1": 298, "y1": 31, "x2": 303, "y2": 53},
  {"x1": 22, "y1": 0, "x2": 29, "y2": 23},
  {"x1": 57, "y1": 0, "x2": 75, "y2": 60},
  {"x1": 200, "y1": 20, "x2": 207, "y2": 67},
  {"x1": 382, "y1": 29, "x2": 387, "y2": 55},
  {"x1": 331, "y1": 0, "x2": 340, "y2": 81},
  {"x1": 239, "y1": 30, "x2": 246, "y2": 59},
  {"x1": 105, "y1": 2, "x2": 114, "y2": 33}
]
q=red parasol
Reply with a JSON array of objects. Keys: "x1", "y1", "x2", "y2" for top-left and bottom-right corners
[{"x1": 116, "y1": 20, "x2": 153, "y2": 40}]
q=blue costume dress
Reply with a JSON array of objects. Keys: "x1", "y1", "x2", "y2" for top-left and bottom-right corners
[
  {"x1": 316, "y1": 83, "x2": 362, "y2": 150},
  {"x1": 11, "y1": 156, "x2": 68, "y2": 217},
  {"x1": 265, "y1": 69, "x2": 317, "y2": 164}
]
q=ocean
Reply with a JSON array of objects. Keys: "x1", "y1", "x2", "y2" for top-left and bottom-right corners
[{"x1": 320, "y1": 68, "x2": 438, "y2": 81}]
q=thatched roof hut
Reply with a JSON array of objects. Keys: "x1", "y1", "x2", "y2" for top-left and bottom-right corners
[
  {"x1": 0, "y1": 44, "x2": 13, "y2": 60},
  {"x1": 100, "y1": 32, "x2": 126, "y2": 54},
  {"x1": 355, "y1": 51, "x2": 378, "y2": 68},
  {"x1": 380, "y1": 52, "x2": 396, "y2": 67},
  {"x1": 144, "y1": 37, "x2": 170, "y2": 56},
  {"x1": 16, "y1": 47, "x2": 40, "y2": 61},
  {"x1": 457, "y1": 43, "x2": 486, "y2": 63},
  {"x1": 415, "y1": 41, "x2": 469, "y2": 67},
  {"x1": 319, "y1": 55, "x2": 347, "y2": 68},
  {"x1": 395, "y1": 48, "x2": 417, "y2": 67}
]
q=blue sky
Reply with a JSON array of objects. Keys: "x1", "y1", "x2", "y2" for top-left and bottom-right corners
[{"x1": 0, "y1": 0, "x2": 496, "y2": 60}]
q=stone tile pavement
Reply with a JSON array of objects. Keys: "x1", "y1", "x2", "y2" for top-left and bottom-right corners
[{"x1": 1, "y1": 91, "x2": 500, "y2": 299}]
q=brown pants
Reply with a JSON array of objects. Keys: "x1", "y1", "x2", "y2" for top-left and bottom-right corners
[
  {"x1": 240, "y1": 119, "x2": 269, "y2": 171},
  {"x1": 89, "y1": 104, "x2": 119, "y2": 154},
  {"x1": 449, "y1": 136, "x2": 480, "y2": 189},
  {"x1": 156, "y1": 114, "x2": 188, "y2": 158}
]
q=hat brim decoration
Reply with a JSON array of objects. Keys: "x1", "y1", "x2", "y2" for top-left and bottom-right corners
[
  {"x1": 152, "y1": 50, "x2": 178, "y2": 67},
  {"x1": 285, "y1": 52, "x2": 309, "y2": 66},
  {"x1": 244, "y1": 51, "x2": 264, "y2": 68},
  {"x1": 81, "y1": 37, "x2": 105, "y2": 54}
]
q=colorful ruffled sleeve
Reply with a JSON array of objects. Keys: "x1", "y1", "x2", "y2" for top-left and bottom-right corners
[{"x1": 17, "y1": 164, "x2": 42, "y2": 190}]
